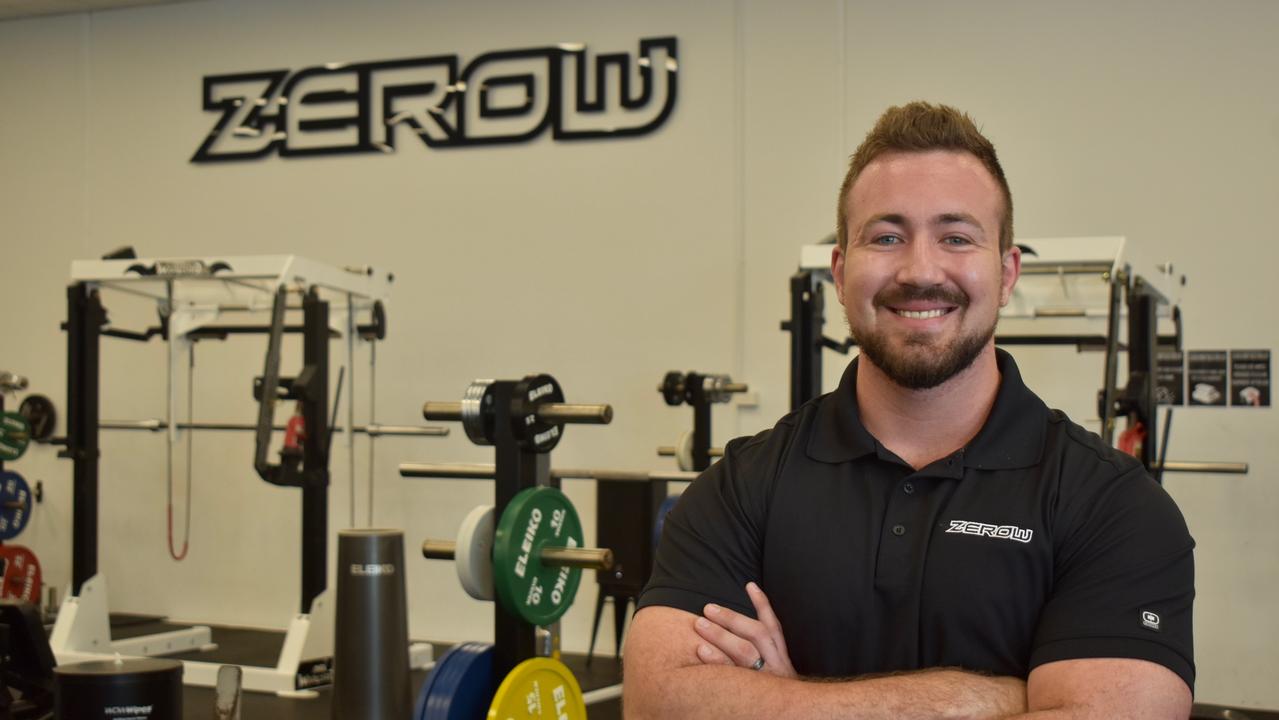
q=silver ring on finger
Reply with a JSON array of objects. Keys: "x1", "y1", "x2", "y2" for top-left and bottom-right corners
[{"x1": 751, "y1": 657, "x2": 766, "y2": 671}]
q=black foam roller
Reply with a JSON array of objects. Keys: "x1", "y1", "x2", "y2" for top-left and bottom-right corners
[{"x1": 333, "y1": 528, "x2": 411, "y2": 720}]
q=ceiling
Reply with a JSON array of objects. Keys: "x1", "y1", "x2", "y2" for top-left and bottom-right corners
[{"x1": 0, "y1": 0, "x2": 193, "y2": 21}]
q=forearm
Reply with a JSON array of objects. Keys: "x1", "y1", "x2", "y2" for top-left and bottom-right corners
[{"x1": 624, "y1": 665, "x2": 1026, "y2": 720}]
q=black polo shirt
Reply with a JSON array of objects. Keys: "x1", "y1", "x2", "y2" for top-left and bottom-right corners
[{"x1": 639, "y1": 349, "x2": 1195, "y2": 691}]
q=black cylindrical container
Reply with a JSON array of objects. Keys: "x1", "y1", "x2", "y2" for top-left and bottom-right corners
[
  {"x1": 54, "y1": 657, "x2": 182, "y2": 719},
  {"x1": 333, "y1": 528, "x2": 411, "y2": 720}
]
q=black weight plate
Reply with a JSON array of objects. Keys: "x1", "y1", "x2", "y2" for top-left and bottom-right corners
[
  {"x1": 510, "y1": 374, "x2": 564, "y2": 452},
  {"x1": 18, "y1": 395, "x2": 56, "y2": 442},
  {"x1": 661, "y1": 371, "x2": 684, "y2": 406}
]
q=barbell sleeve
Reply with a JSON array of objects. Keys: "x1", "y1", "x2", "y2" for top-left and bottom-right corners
[
  {"x1": 422, "y1": 402, "x2": 463, "y2": 421},
  {"x1": 399, "y1": 462, "x2": 699, "y2": 483},
  {"x1": 99, "y1": 419, "x2": 448, "y2": 437},
  {"x1": 534, "y1": 403, "x2": 613, "y2": 424},
  {"x1": 400, "y1": 463, "x2": 495, "y2": 479},
  {"x1": 421, "y1": 539, "x2": 614, "y2": 571},
  {"x1": 359, "y1": 424, "x2": 449, "y2": 437},
  {"x1": 657, "y1": 446, "x2": 724, "y2": 458},
  {"x1": 1153, "y1": 461, "x2": 1248, "y2": 474},
  {"x1": 424, "y1": 401, "x2": 613, "y2": 425}
]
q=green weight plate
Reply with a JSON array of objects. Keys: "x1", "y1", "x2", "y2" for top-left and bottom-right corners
[
  {"x1": 0, "y1": 412, "x2": 31, "y2": 462},
  {"x1": 492, "y1": 487, "x2": 584, "y2": 626}
]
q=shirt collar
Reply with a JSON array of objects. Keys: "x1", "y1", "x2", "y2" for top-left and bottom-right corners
[{"x1": 806, "y1": 348, "x2": 1048, "y2": 470}]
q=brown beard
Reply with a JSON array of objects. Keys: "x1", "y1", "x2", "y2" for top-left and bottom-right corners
[{"x1": 850, "y1": 285, "x2": 995, "y2": 390}]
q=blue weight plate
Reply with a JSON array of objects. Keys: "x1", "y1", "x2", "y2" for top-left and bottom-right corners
[
  {"x1": 652, "y1": 495, "x2": 680, "y2": 551},
  {"x1": 414, "y1": 644, "x2": 466, "y2": 720},
  {"x1": 415, "y1": 643, "x2": 480, "y2": 720},
  {"x1": 0, "y1": 472, "x2": 32, "y2": 542},
  {"x1": 423, "y1": 642, "x2": 495, "y2": 720}
]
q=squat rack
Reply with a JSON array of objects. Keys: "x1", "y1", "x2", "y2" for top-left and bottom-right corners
[
  {"x1": 50, "y1": 253, "x2": 437, "y2": 695},
  {"x1": 781, "y1": 236, "x2": 1248, "y2": 479}
]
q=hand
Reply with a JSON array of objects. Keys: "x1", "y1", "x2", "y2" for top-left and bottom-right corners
[{"x1": 693, "y1": 582, "x2": 798, "y2": 679}]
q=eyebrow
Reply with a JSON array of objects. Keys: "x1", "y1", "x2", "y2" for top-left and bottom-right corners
[
  {"x1": 935, "y1": 212, "x2": 984, "y2": 229},
  {"x1": 859, "y1": 212, "x2": 985, "y2": 233}
]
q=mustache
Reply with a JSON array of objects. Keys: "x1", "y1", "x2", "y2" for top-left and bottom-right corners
[{"x1": 873, "y1": 285, "x2": 969, "y2": 308}]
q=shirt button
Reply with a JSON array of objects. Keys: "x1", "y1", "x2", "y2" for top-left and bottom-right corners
[
  {"x1": 903, "y1": 482, "x2": 915, "y2": 495},
  {"x1": 892, "y1": 524, "x2": 906, "y2": 536}
]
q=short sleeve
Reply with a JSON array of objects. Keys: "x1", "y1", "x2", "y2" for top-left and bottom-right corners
[
  {"x1": 637, "y1": 432, "x2": 780, "y2": 618},
  {"x1": 1030, "y1": 466, "x2": 1196, "y2": 691}
]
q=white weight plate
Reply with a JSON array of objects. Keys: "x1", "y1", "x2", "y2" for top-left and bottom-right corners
[
  {"x1": 456, "y1": 504, "x2": 496, "y2": 601},
  {"x1": 675, "y1": 429, "x2": 695, "y2": 472}
]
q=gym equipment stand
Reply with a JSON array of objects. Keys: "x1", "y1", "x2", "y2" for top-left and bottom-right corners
[
  {"x1": 420, "y1": 376, "x2": 612, "y2": 685},
  {"x1": 49, "y1": 255, "x2": 409, "y2": 696}
]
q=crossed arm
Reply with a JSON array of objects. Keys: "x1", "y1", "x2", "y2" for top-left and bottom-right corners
[{"x1": 622, "y1": 584, "x2": 1192, "y2": 720}]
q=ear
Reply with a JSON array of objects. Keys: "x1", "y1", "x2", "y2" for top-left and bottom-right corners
[
  {"x1": 999, "y1": 244, "x2": 1021, "y2": 307},
  {"x1": 831, "y1": 244, "x2": 846, "y2": 305}
]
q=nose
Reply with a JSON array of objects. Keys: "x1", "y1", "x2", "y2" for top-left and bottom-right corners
[{"x1": 893, "y1": 236, "x2": 947, "y2": 288}]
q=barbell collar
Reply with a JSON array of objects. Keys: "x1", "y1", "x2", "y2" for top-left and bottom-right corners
[
  {"x1": 421, "y1": 539, "x2": 614, "y2": 570},
  {"x1": 1153, "y1": 461, "x2": 1248, "y2": 474}
]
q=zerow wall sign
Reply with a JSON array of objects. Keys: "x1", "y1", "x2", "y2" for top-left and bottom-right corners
[{"x1": 192, "y1": 36, "x2": 678, "y2": 163}]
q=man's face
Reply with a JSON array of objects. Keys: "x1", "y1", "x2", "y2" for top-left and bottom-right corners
[{"x1": 832, "y1": 150, "x2": 1020, "y2": 390}]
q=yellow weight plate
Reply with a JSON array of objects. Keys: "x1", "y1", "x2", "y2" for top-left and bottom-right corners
[{"x1": 487, "y1": 657, "x2": 586, "y2": 720}]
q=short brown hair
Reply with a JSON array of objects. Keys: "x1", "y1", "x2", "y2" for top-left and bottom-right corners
[{"x1": 836, "y1": 102, "x2": 1013, "y2": 252}]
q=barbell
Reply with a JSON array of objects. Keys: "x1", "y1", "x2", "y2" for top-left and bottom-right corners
[{"x1": 97, "y1": 419, "x2": 448, "y2": 437}]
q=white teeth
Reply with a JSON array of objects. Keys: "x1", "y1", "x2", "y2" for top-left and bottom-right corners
[{"x1": 895, "y1": 309, "x2": 947, "y2": 319}]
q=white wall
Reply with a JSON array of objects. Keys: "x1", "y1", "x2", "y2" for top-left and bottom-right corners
[{"x1": 2, "y1": 0, "x2": 1276, "y2": 708}]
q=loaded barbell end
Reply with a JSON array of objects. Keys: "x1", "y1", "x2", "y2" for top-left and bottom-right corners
[
  {"x1": 422, "y1": 539, "x2": 614, "y2": 571},
  {"x1": 424, "y1": 401, "x2": 613, "y2": 425}
]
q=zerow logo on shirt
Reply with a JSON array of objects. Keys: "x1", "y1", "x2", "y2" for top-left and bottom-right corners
[{"x1": 945, "y1": 520, "x2": 1034, "y2": 544}]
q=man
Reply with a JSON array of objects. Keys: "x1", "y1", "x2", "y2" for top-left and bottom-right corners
[{"x1": 623, "y1": 102, "x2": 1194, "y2": 719}]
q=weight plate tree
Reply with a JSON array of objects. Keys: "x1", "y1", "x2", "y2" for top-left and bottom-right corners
[{"x1": 419, "y1": 374, "x2": 613, "y2": 689}]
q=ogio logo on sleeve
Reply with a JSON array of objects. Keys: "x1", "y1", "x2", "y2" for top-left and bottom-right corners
[
  {"x1": 945, "y1": 520, "x2": 1033, "y2": 544},
  {"x1": 1141, "y1": 611, "x2": 1161, "y2": 632}
]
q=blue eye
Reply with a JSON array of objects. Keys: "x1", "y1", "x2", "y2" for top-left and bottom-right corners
[
  {"x1": 873, "y1": 235, "x2": 902, "y2": 245},
  {"x1": 942, "y1": 235, "x2": 971, "y2": 246}
]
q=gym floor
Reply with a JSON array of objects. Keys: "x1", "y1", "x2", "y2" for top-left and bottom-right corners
[{"x1": 125, "y1": 620, "x2": 625, "y2": 719}]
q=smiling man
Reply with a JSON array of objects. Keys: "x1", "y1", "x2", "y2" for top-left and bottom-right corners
[{"x1": 623, "y1": 103, "x2": 1195, "y2": 719}]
